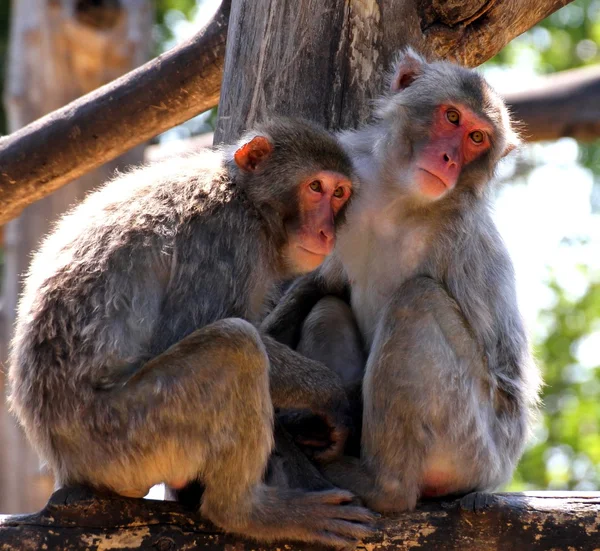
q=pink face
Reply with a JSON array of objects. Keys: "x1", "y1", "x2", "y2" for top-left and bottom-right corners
[
  {"x1": 289, "y1": 170, "x2": 352, "y2": 272},
  {"x1": 414, "y1": 104, "x2": 493, "y2": 199},
  {"x1": 233, "y1": 135, "x2": 352, "y2": 274}
]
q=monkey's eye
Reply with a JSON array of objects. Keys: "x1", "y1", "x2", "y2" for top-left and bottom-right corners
[
  {"x1": 446, "y1": 109, "x2": 460, "y2": 125},
  {"x1": 309, "y1": 180, "x2": 323, "y2": 193},
  {"x1": 470, "y1": 130, "x2": 485, "y2": 144},
  {"x1": 333, "y1": 187, "x2": 345, "y2": 198}
]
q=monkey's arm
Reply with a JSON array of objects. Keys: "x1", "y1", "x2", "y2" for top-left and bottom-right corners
[
  {"x1": 262, "y1": 335, "x2": 351, "y2": 461},
  {"x1": 261, "y1": 256, "x2": 349, "y2": 347}
]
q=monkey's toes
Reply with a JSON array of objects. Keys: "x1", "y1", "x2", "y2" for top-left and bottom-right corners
[
  {"x1": 458, "y1": 491, "x2": 497, "y2": 512},
  {"x1": 302, "y1": 488, "x2": 355, "y2": 505}
]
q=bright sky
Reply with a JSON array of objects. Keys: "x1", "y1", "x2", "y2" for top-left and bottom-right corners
[{"x1": 484, "y1": 64, "x2": 600, "y2": 370}]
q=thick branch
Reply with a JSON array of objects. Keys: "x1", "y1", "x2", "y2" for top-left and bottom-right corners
[
  {"x1": 0, "y1": 0, "x2": 230, "y2": 226},
  {"x1": 419, "y1": 0, "x2": 574, "y2": 66},
  {"x1": 504, "y1": 65, "x2": 600, "y2": 143},
  {"x1": 0, "y1": 488, "x2": 599, "y2": 550}
]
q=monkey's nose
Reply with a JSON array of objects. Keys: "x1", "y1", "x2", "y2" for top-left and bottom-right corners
[
  {"x1": 319, "y1": 229, "x2": 335, "y2": 252},
  {"x1": 320, "y1": 229, "x2": 333, "y2": 244},
  {"x1": 443, "y1": 152, "x2": 457, "y2": 169}
]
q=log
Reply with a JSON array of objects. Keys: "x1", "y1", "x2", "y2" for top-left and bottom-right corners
[
  {"x1": 0, "y1": 0, "x2": 230, "y2": 226},
  {"x1": 503, "y1": 64, "x2": 600, "y2": 143},
  {"x1": 0, "y1": 487, "x2": 599, "y2": 550},
  {"x1": 0, "y1": 0, "x2": 576, "y2": 225}
]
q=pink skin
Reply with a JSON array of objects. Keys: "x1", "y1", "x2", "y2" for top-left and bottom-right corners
[
  {"x1": 415, "y1": 104, "x2": 492, "y2": 199},
  {"x1": 290, "y1": 170, "x2": 352, "y2": 271},
  {"x1": 233, "y1": 136, "x2": 352, "y2": 273}
]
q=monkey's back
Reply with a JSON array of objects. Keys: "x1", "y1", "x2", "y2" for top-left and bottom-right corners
[{"x1": 8, "y1": 150, "x2": 272, "y2": 461}]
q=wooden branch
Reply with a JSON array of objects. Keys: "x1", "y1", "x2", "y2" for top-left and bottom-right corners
[
  {"x1": 0, "y1": 0, "x2": 230, "y2": 226},
  {"x1": 0, "y1": 488, "x2": 599, "y2": 550},
  {"x1": 504, "y1": 65, "x2": 600, "y2": 143},
  {"x1": 419, "y1": 0, "x2": 575, "y2": 67}
]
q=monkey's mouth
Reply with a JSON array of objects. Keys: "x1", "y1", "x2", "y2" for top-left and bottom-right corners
[
  {"x1": 415, "y1": 168, "x2": 453, "y2": 198},
  {"x1": 417, "y1": 168, "x2": 448, "y2": 188},
  {"x1": 297, "y1": 245, "x2": 327, "y2": 259}
]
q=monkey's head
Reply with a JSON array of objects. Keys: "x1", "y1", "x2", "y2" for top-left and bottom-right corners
[
  {"x1": 230, "y1": 118, "x2": 356, "y2": 275},
  {"x1": 375, "y1": 48, "x2": 520, "y2": 203}
]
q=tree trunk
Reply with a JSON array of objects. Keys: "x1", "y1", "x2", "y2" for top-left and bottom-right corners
[
  {"x1": 0, "y1": 0, "x2": 152, "y2": 514},
  {"x1": 214, "y1": 0, "x2": 575, "y2": 143}
]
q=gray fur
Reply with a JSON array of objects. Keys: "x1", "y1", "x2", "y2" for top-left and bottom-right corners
[
  {"x1": 264, "y1": 52, "x2": 541, "y2": 512},
  {"x1": 8, "y1": 118, "x2": 375, "y2": 547}
]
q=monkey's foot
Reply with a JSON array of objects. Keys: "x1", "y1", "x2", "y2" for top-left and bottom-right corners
[
  {"x1": 221, "y1": 488, "x2": 377, "y2": 549},
  {"x1": 458, "y1": 491, "x2": 498, "y2": 512}
]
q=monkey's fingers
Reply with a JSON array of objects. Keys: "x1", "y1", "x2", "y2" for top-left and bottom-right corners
[
  {"x1": 300, "y1": 488, "x2": 355, "y2": 505},
  {"x1": 246, "y1": 488, "x2": 376, "y2": 549},
  {"x1": 299, "y1": 504, "x2": 377, "y2": 548},
  {"x1": 312, "y1": 424, "x2": 350, "y2": 463},
  {"x1": 295, "y1": 436, "x2": 331, "y2": 447}
]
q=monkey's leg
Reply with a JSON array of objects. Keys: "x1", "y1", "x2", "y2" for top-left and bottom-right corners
[
  {"x1": 128, "y1": 318, "x2": 374, "y2": 547},
  {"x1": 298, "y1": 296, "x2": 366, "y2": 391},
  {"x1": 261, "y1": 272, "x2": 331, "y2": 348},
  {"x1": 280, "y1": 296, "x2": 365, "y2": 457},
  {"x1": 266, "y1": 420, "x2": 337, "y2": 491},
  {"x1": 344, "y1": 276, "x2": 497, "y2": 512}
]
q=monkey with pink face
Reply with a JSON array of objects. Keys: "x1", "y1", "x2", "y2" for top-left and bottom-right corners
[
  {"x1": 9, "y1": 118, "x2": 376, "y2": 548},
  {"x1": 264, "y1": 50, "x2": 542, "y2": 512}
]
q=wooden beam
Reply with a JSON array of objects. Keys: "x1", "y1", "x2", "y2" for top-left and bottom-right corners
[
  {"x1": 0, "y1": 487, "x2": 599, "y2": 550},
  {"x1": 504, "y1": 65, "x2": 600, "y2": 143},
  {"x1": 0, "y1": 0, "x2": 230, "y2": 226}
]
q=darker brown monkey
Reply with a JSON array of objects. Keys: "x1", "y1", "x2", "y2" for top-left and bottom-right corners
[
  {"x1": 263, "y1": 51, "x2": 542, "y2": 512},
  {"x1": 9, "y1": 118, "x2": 375, "y2": 547}
]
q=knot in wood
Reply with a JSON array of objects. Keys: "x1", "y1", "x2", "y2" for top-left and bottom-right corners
[
  {"x1": 154, "y1": 537, "x2": 175, "y2": 551},
  {"x1": 75, "y1": 0, "x2": 123, "y2": 30}
]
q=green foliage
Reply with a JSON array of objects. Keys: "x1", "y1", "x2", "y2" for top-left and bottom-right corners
[
  {"x1": 491, "y1": 0, "x2": 600, "y2": 71},
  {"x1": 153, "y1": 0, "x2": 199, "y2": 54},
  {"x1": 492, "y1": 0, "x2": 600, "y2": 491},
  {"x1": 509, "y1": 278, "x2": 600, "y2": 491}
]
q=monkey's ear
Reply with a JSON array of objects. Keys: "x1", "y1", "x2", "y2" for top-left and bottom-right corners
[
  {"x1": 502, "y1": 130, "x2": 521, "y2": 157},
  {"x1": 390, "y1": 48, "x2": 424, "y2": 92},
  {"x1": 234, "y1": 136, "x2": 274, "y2": 172}
]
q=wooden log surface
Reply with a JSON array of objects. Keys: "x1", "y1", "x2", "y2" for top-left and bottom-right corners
[{"x1": 0, "y1": 487, "x2": 599, "y2": 550}]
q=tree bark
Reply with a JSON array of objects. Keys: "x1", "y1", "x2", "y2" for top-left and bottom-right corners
[
  {"x1": 214, "y1": 0, "x2": 575, "y2": 143},
  {"x1": 0, "y1": 0, "x2": 578, "y2": 225},
  {"x1": 0, "y1": 0, "x2": 152, "y2": 514},
  {"x1": 0, "y1": 487, "x2": 599, "y2": 550}
]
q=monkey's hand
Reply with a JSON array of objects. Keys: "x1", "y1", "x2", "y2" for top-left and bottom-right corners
[{"x1": 278, "y1": 402, "x2": 352, "y2": 463}]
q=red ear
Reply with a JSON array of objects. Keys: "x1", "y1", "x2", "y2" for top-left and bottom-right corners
[
  {"x1": 502, "y1": 130, "x2": 521, "y2": 158},
  {"x1": 391, "y1": 48, "x2": 424, "y2": 92},
  {"x1": 234, "y1": 136, "x2": 274, "y2": 172}
]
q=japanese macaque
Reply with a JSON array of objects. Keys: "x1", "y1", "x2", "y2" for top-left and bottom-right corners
[
  {"x1": 9, "y1": 118, "x2": 376, "y2": 547},
  {"x1": 263, "y1": 50, "x2": 542, "y2": 511}
]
